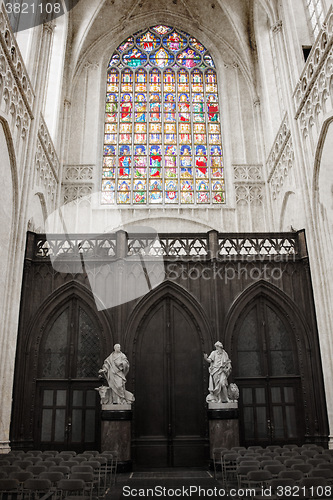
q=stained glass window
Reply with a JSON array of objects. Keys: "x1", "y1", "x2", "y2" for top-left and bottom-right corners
[{"x1": 102, "y1": 26, "x2": 225, "y2": 206}]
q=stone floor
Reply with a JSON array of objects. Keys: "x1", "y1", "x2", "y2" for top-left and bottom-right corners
[{"x1": 105, "y1": 469, "x2": 242, "y2": 499}]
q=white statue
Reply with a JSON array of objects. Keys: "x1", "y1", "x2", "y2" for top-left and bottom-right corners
[
  {"x1": 204, "y1": 341, "x2": 237, "y2": 404},
  {"x1": 98, "y1": 344, "x2": 135, "y2": 404}
]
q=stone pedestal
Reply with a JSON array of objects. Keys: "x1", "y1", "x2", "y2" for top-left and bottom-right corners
[
  {"x1": 207, "y1": 403, "x2": 239, "y2": 458},
  {"x1": 101, "y1": 405, "x2": 133, "y2": 472}
]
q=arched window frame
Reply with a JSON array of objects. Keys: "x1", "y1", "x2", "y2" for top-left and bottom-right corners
[
  {"x1": 101, "y1": 25, "x2": 226, "y2": 207},
  {"x1": 304, "y1": 0, "x2": 325, "y2": 40}
]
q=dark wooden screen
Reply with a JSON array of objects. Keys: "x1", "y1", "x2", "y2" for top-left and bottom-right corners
[
  {"x1": 22, "y1": 296, "x2": 103, "y2": 452},
  {"x1": 133, "y1": 297, "x2": 208, "y2": 467},
  {"x1": 233, "y1": 297, "x2": 304, "y2": 447}
]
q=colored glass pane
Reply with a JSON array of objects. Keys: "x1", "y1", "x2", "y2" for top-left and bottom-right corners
[{"x1": 103, "y1": 25, "x2": 225, "y2": 205}]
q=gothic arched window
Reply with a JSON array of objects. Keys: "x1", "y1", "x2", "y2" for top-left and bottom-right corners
[{"x1": 101, "y1": 25, "x2": 225, "y2": 206}]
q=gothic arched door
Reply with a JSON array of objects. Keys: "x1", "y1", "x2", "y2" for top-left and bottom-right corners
[
  {"x1": 232, "y1": 296, "x2": 305, "y2": 447},
  {"x1": 132, "y1": 295, "x2": 209, "y2": 468},
  {"x1": 35, "y1": 298, "x2": 103, "y2": 452}
]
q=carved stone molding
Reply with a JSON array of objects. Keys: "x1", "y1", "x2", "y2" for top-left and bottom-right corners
[
  {"x1": 271, "y1": 20, "x2": 283, "y2": 34},
  {"x1": 63, "y1": 164, "x2": 94, "y2": 182},
  {"x1": 63, "y1": 184, "x2": 93, "y2": 204},
  {"x1": 233, "y1": 164, "x2": 264, "y2": 206}
]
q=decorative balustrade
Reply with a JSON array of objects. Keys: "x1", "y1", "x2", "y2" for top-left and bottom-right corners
[
  {"x1": 32, "y1": 231, "x2": 301, "y2": 261},
  {"x1": 35, "y1": 113, "x2": 60, "y2": 208},
  {"x1": 0, "y1": 2, "x2": 34, "y2": 139},
  {"x1": 266, "y1": 114, "x2": 294, "y2": 200},
  {"x1": 294, "y1": 5, "x2": 333, "y2": 120},
  {"x1": 35, "y1": 234, "x2": 116, "y2": 259},
  {"x1": 218, "y1": 234, "x2": 297, "y2": 257}
]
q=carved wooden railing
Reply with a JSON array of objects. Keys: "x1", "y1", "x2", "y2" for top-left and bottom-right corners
[{"x1": 31, "y1": 231, "x2": 303, "y2": 261}]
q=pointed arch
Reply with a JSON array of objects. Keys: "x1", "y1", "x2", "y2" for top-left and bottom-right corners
[
  {"x1": 223, "y1": 279, "x2": 328, "y2": 446},
  {"x1": 124, "y1": 279, "x2": 214, "y2": 351},
  {"x1": 23, "y1": 280, "x2": 113, "y2": 356},
  {"x1": 224, "y1": 279, "x2": 312, "y2": 356}
]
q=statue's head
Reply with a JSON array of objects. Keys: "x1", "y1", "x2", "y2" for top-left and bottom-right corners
[
  {"x1": 214, "y1": 341, "x2": 223, "y2": 350},
  {"x1": 114, "y1": 343, "x2": 121, "y2": 352}
]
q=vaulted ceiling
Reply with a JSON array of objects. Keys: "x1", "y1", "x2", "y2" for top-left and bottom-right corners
[{"x1": 64, "y1": 0, "x2": 275, "y2": 81}]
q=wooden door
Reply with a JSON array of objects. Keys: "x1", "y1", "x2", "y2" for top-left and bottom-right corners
[
  {"x1": 234, "y1": 298, "x2": 305, "y2": 447},
  {"x1": 133, "y1": 297, "x2": 208, "y2": 467},
  {"x1": 35, "y1": 300, "x2": 102, "y2": 451},
  {"x1": 36, "y1": 383, "x2": 100, "y2": 452}
]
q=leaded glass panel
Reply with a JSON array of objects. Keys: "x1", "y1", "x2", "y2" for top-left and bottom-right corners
[
  {"x1": 102, "y1": 25, "x2": 225, "y2": 205},
  {"x1": 77, "y1": 308, "x2": 101, "y2": 378},
  {"x1": 266, "y1": 306, "x2": 296, "y2": 376},
  {"x1": 41, "y1": 308, "x2": 69, "y2": 378}
]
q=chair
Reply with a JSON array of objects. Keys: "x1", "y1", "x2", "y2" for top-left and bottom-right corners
[
  {"x1": 70, "y1": 467, "x2": 93, "y2": 474},
  {"x1": 301, "y1": 449, "x2": 317, "y2": 458},
  {"x1": 60, "y1": 462, "x2": 79, "y2": 469},
  {"x1": 82, "y1": 452, "x2": 99, "y2": 457},
  {"x1": 43, "y1": 452, "x2": 58, "y2": 457},
  {"x1": 248, "y1": 446, "x2": 263, "y2": 452},
  {"x1": 299, "y1": 477, "x2": 330, "y2": 498},
  {"x1": 307, "y1": 458, "x2": 326, "y2": 468},
  {"x1": 0, "y1": 467, "x2": 21, "y2": 477},
  {"x1": 42, "y1": 462, "x2": 56, "y2": 469},
  {"x1": 245, "y1": 469, "x2": 272, "y2": 494},
  {"x1": 291, "y1": 463, "x2": 313, "y2": 476},
  {"x1": 278, "y1": 469, "x2": 303, "y2": 483},
  {"x1": 25, "y1": 453, "x2": 42, "y2": 458},
  {"x1": 59, "y1": 452, "x2": 76, "y2": 458},
  {"x1": 92, "y1": 457, "x2": 107, "y2": 494},
  {"x1": 23, "y1": 478, "x2": 52, "y2": 500},
  {"x1": 25, "y1": 458, "x2": 42, "y2": 466},
  {"x1": 38, "y1": 471, "x2": 64, "y2": 487},
  {"x1": 57, "y1": 478, "x2": 85, "y2": 500},
  {"x1": 283, "y1": 444, "x2": 298, "y2": 450},
  {"x1": 263, "y1": 464, "x2": 286, "y2": 477},
  {"x1": 9, "y1": 471, "x2": 33, "y2": 487},
  {"x1": 12, "y1": 461, "x2": 33, "y2": 471},
  {"x1": 260, "y1": 478, "x2": 296, "y2": 500},
  {"x1": 284, "y1": 459, "x2": 305, "y2": 468},
  {"x1": 309, "y1": 468, "x2": 333, "y2": 483},
  {"x1": 221, "y1": 452, "x2": 238, "y2": 486},
  {"x1": 0, "y1": 478, "x2": 20, "y2": 500},
  {"x1": 49, "y1": 466, "x2": 70, "y2": 477},
  {"x1": 70, "y1": 473, "x2": 94, "y2": 500},
  {"x1": 26, "y1": 466, "x2": 47, "y2": 478},
  {"x1": 0, "y1": 474, "x2": 7, "y2": 481},
  {"x1": 259, "y1": 459, "x2": 281, "y2": 467},
  {"x1": 82, "y1": 462, "x2": 101, "y2": 494},
  {"x1": 236, "y1": 464, "x2": 259, "y2": 489},
  {"x1": 50, "y1": 458, "x2": 64, "y2": 466},
  {"x1": 0, "y1": 461, "x2": 10, "y2": 467}
]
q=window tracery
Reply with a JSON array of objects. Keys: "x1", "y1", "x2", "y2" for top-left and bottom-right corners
[{"x1": 101, "y1": 25, "x2": 225, "y2": 206}]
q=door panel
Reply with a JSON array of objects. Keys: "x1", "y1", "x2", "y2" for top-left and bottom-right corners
[
  {"x1": 36, "y1": 298, "x2": 102, "y2": 452},
  {"x1": 134, "y1": 297, "x2": 207, "y2": 467},
  {"x1": 38, "y1": 384, "x2": 100, "y2": 452},
  {"x1": 235, "y1": 297, "x2": 305, "y2": 447}
]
